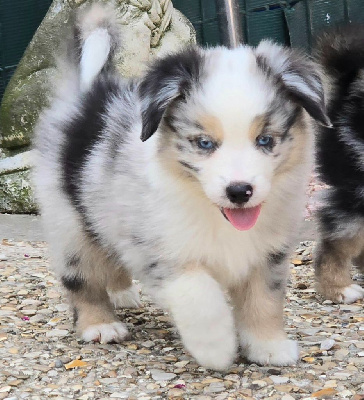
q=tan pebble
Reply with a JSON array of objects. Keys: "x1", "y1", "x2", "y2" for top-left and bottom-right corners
[
  {"x1": 164, "y1": 355, "x2": 178, "y2": 362},
  {"x1": 168, "y1": 388, "x2": 185, "y2": 398},
  {"x1": 127, "y1": 344, "x2": 138, "y2": 350},
  {"x1": 8, "y1": 380, "x2": 22, "y2": 387},
  {"x1": 8, "y1": 347, "x2": 18, "y2": 354},
  {"x1": 275, "y1": 385, "x2": 294, "y2": 393},
  {"x1": 137, "y1": 349, "x2": 151, "y2": 354},
  {"x1": 47, "y1": 384, "x2": 59, "y2": 389},
  {"x1": 0, "y1": 334, "x2": 7, "y2": 342},
  {"x1": 224, "y1": 380, "x2": 233, "y2": 389},
  {"x1": 146, "y1": 383, "x2": 159, "y2": 390},
  {"x1": 174, "y1": 361, "x2": 189, "y2": 368},
  {"x1": 173, "y1": 368, "x2": 186, "y2": 374},
  {"x1": 323, "y1": 380, "x2": 337, "y2": 388},
  {"x1": 201, "y1": 378, "x2": 223, "y2": 384},
  {"x1": 311, "y1": 388, "x2": 337, "y2": 398},
  {"x1": 191, "y1": 383, "x2": 204, "y2": 390},
  {"x1": 302, "y1": 357, "x2": 315, "y2": 363}
]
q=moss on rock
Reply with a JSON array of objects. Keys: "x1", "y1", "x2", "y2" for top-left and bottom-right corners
[{"x1": 0, "y1": 170, "x2": 37, "y2": 214}]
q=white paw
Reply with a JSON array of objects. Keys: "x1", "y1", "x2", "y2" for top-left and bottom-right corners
[
  {"x1": 241, "y1": 335, "x2": 299, "y2": 366},
  {"x1": 184, "y1": 330, "x2": 237, "y2": 371},
  {"x1": 82, "y1": 322, "x2": 128, "y2": 344},
  {"x1": 340, "y1": 284, "x2": 364, "y2": 304},
  {"x1": 108, "y1": 284, "x2": 142, "y2": 309}
]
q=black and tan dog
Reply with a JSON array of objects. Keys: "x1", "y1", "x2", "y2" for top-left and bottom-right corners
[{"x1": 314, "y1": 25, "x2": 364, "y2": 304}]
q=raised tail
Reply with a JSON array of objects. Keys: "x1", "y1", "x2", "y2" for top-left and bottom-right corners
[
  {"x1": 62, "y1": 3, "x2": 120, "y2": 93},
  {"x1": 314, "y1": 24, "x2": 364, "y2": 86}
]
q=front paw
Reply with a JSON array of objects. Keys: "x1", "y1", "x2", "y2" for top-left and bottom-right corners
[
  {"x1": 241, "y1": 334, "x2": 299, "y2": 366},
  {"x1": 184, "y1": 329, "x2": 237, "y2": 371},
  {"x1": 318, "y1": 283, "x2": 364, "y2": 304}
]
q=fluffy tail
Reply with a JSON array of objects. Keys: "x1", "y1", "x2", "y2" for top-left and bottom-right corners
[
  {"x1": 64, "y1": 4, "x2": 120, "y2": 92},
  {"x1": 314, "y1": 24, "x2": 364, "y2": 84}
]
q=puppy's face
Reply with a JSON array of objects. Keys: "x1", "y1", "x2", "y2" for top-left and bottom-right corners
[{"x1": 140, "y1": 43, "x2": 329, "y2": 230}]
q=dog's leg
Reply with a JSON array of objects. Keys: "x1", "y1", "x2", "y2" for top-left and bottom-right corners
[
  {"x1": 61, "y1": 245, "x2": 128, "y2": 343},
  {"x1": 231, "y1": 261, "x2": 299, "y2": 366},
  {"x1": 315, "y1": 236, "x2": 364, "y2": 304},
  {"x1": 156, "y1": 267, "x2": 237, "y2": 371},
  {"x1": 107, "y1": 267, "x2": 142, "y2": 309}
]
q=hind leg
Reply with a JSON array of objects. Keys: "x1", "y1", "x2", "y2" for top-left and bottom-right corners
[
  {"x1": 353, "y1": 248, "x2": 364, "y2": 274},
  {"x1": 59, "y1": 241, "x2": 129, "y2": 343},
  {"x1": 107, "y1": 267, "x2": 142, "y2": 309},
  {"x1": 315, "y1": 216, "x2": 364, "y2": 303}
]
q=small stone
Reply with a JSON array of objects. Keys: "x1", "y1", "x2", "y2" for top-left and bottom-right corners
[
  {"x1": 320, "y1": 339, "x2": 335, "y2": 351},
  {"x1": 281, "y1": 395, "x2": 295, "y2": 400},
  {"x1": 110, "y1": 393, "x2": 129, "y2": 399},
  {"x1": 45, "y1": 329, "x2": 69, "y2": 338},
  {"x1": 267, "y1": 369, "x2": 281, "y2": 375},
  {"x1": 150, "y1": 369, "x2": 176, "y2": 381},
  {"x1": 168, "y1": 388, "x2": 185, "y2": 397},
  {"x1": 204, "y1": 382, "x2": 225, "y2": 394},
  {"x1": 202, "y1": 378, "x2": 223, "y2": 384},
  {"x1": 8, "y1": 380, "x2": 22, "y2": 387},
  {"x1": 269, "y1": 376, "x2": 289, "y2": 384},
  {"x1": 54, "y1": 359, "x2": 64, "y2": 368},
  {"x1": 358, "y1": 351, "x2": 364, "y2": 357},
  {"x1": 297, "y1": 283, "x2": 308, "y2": 289},
  {"x1": 251, "y1": 380, "x2": 267, "y2": 388},
  {"x1": 174, "y1": 361, "x2": 189, "y2": 368},
  {"x1": 338, "y1": 390, "x2": 353, "y2": 398},
  {"x1": 0, "y1": 254, "x2": 8, "y2": 261},
  {"x1": 311, "y1": 388, "x2": 337, "y2": 398}
]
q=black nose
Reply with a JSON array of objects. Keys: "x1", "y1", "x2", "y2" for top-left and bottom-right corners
[{"x1": 226, "y1": 182, "x2": 253, "y2": 204}]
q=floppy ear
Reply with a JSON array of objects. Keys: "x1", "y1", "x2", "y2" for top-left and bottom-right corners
[
  {"x1": 138, "y1": 47, "x2": 203, "y2": 142},
  {"x1": 255, "y1": 40, "x2": 331, "y2": 127}
]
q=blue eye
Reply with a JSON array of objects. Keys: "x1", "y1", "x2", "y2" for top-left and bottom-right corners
[
  {"x1": 257, "y1": 134, "x2": 274, "y2": 148},
  {"x1": 197, "y1": 137, "x2": 215, "y2": 150}
]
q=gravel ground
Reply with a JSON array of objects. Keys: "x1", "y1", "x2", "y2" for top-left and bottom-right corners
[{"x1": 0, "y1": 239, "x2": 363, "y2": 400}]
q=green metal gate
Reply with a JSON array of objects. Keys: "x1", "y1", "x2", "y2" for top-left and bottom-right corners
[
  {"x1": 173, "y1": 0, "x2": 364, "y2": 49},
  {"x1": 0, "y1": 0, "x2": 52, "y2": 101},
  {"x1": 1, "y1": 0, "x2": 364, "y2": 102}
]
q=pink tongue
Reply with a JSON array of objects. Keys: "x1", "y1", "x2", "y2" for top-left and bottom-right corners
[{"x1": 223, "y1": 205, "x2": 261, "y2": 231}]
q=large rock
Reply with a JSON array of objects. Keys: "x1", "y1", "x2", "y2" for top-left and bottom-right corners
[
  {"x1": 0, "y1": 0, "x2": 195, "y2": 213},
  {"x1": 0, "y1": 0, "x2": 195, "y2": 149}
]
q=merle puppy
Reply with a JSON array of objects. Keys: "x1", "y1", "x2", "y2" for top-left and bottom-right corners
[{"x1": 34, "y1": 4, "x2": 329, "y2": 369}]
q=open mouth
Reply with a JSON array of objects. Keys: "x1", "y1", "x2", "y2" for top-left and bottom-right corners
[{"x1": 220, "y1": 205, "x2": 262, "y2": 231}]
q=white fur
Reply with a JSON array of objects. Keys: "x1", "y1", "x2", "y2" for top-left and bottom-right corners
[
  {"x1": 157, "y1": 270, "x2": 237, "y2": 371},
  {"x1": 108, "y1": 284, "x2": 142, "y2": 309},
  {"x1": 240, "y1": 331, "x2": 299, "y2": 366},
  {"x1": 340, "y1": 284, "x2": 364, "y2": 304}
]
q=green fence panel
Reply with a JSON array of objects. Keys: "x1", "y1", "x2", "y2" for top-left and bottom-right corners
[
  {"x1": 0, "y1": 0, "x2": 52, "y2": 102},
  {"x1": 245, "y1": 7, "x2": 290, "y2": 46},
  {"x1": 285, "y1": 0, "x2": 364, "y2": 52},
  {"x1": 2, "y1": 0, "x2": 364, "y2": 102},
  {"x1": 347, "y1": 0, "x2": 364, "y2": 23}
]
